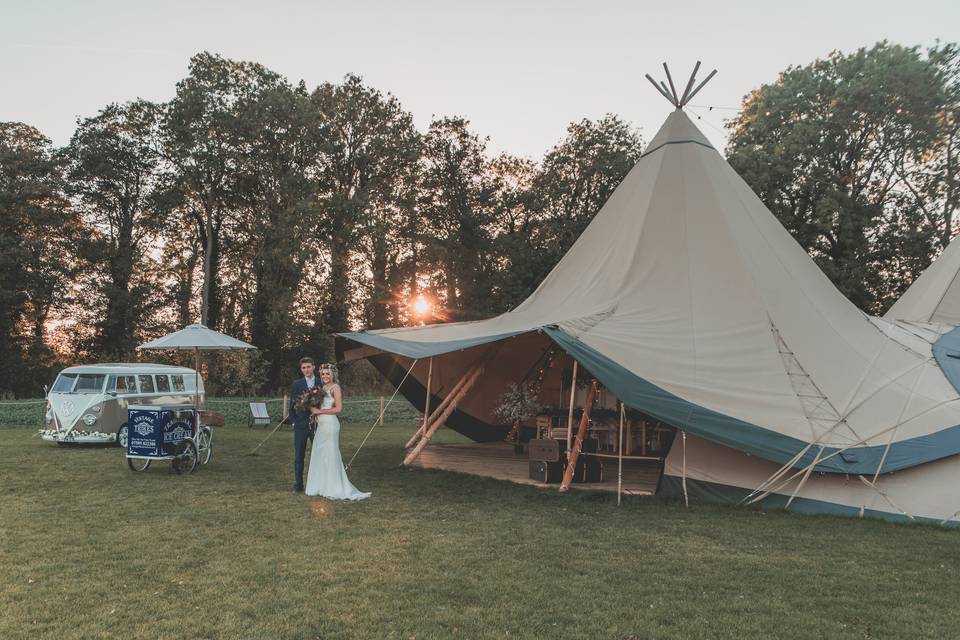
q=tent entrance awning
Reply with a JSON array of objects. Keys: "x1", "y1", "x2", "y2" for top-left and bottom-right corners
[
  {"x1": 336, "y1": 328, "x2": 537, "y2": 361},
  {"x1": 336, "y1": 326, "x2": 960, "y2": 476}
]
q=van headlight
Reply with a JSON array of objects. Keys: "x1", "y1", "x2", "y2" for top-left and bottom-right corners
[{"x1": 82, "y1": 413, "x2": 98, "y2": 427}]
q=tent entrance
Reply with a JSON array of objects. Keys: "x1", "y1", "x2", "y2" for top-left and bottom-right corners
[
  {"x1": 365, "y1": 330, "x2": 679, "y2": 495},
  {"x1": 528, "y1": 381, "x2": 679, "y2": 495}
]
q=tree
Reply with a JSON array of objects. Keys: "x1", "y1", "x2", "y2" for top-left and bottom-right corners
[
  {"x1": 308, "y1": 75, "x2": 420, "y2": 333},
  {"x1": 727, "y1": 43, "x2": 946, "y2": 312},
  {"x1": 62, "y1": 100, "x2": 165, "y2": 360},
  {"x1": 164, "y1": 52, "x2": 285, "y2": 330},
  {"x1": 235, "y1": 80, "x2": 321, "y2": 385},
  {"x1": 419, "y1": 117, "x2": 498, "y2": 320},
  {"x1": 0, "y1": 123, "x2": 77, "y2": 395},
  {"x1": 495, "y1": 115, "x2": 643, "y2": 308},
  {"x1": 883, "y1": 43, "x2": 960, "y2": 301},
  {"x1": 485, "y1": 153, "x2": 538, "y2": 312}
]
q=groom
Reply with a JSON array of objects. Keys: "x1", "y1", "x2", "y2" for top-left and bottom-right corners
[{"x1": 288, "y1": 357, "x2": 318, "y2": 492}]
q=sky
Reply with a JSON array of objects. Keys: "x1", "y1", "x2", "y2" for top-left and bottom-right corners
[{"x1": 3, "y1": 0, "x2": 960, "y2": 158}]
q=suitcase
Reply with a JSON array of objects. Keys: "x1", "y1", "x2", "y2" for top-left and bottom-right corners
[
  {"x1": 528, "y1": 438, "x2": 561, "y2": 462},
  {"x1": 529, "y1": 459, "x2": 565, "y2": 483},
  {"x1": 528, "y1": 438, "x2": 604, "y2": 483},
  {"x1": 575, "y1": 458, "x2": 604, "y2": 483}
]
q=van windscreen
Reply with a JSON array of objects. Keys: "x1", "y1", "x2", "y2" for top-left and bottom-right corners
[{"x1": 52, "y1": 374, "x2": 77, "y2": 392}]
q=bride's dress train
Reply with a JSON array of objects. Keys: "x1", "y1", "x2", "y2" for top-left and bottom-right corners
[{"x1": 305, "y1": 392, "x2": 370, "y2": 500}]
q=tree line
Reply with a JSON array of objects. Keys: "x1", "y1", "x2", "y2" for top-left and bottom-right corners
[{"x1": 1, "y1": 42, "x2": 957, "y2": 397}]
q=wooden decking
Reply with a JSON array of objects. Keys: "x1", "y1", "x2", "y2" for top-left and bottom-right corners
[{"x1": 408, "y1": 442, "x2": 662, "y2": 495}]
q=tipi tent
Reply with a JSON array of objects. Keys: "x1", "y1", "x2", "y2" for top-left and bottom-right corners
[
  {"x1": 336, "y1": 69, "x2": 960, "y2": 524},
  {"x1": 885, "y1": 235, "x2": 960, "y2": 325}
]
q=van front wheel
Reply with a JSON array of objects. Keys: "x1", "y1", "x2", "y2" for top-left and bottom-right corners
[{"x1": 116, "y1": 424, "x2": 128, "y2": 448}]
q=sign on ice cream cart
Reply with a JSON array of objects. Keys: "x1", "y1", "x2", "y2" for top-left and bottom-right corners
[{"x1": 126, "y1": 406, "x2": 199, "y2": 473}]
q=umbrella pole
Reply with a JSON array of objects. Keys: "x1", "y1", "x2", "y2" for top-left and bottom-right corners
[{"x1": 195, "y1": 347, "x2": 200, "y2": 413}]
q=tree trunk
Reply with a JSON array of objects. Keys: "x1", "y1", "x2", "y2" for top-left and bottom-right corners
[
  {"x1": 176, "y1": 248, "x2": 198, "y2": 327},
  {"x1": 370, "y1": 247, "x2": 389, "y2": 329},
  {"x1": 324, "y1": 234, "x2": 351, "y2": 332},
  {"x1": 100, "y1": 227, "x2": 136, "y2": 360},
  {"x1": 444, "y1": 255, "x2": 458, "y2": 317},
  {"x1": 201, "y1": 214, "x2": 222, "y2": 330}
]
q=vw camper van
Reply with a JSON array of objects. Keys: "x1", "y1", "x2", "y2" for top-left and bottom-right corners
[{"x1": 40, "y1": 363, "x2": 204, "y2": 446}]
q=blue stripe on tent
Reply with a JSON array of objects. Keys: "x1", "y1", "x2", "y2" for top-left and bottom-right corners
[
  {"x1": 336, "y1": 329, "x2": 530, "y2": 359},
  {"x1": 933, "y1": 326, "x2": 960, "y2": 396},
  {"x1": 658, "y1": 474, "x2": 953, "y2": 526},
  {"x1": 542, "y1": 327, "x2": 960, "y2": 475}
]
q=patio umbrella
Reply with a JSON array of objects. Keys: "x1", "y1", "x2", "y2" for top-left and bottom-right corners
[{"x1": 139, "y1": 323, "x2": 257, "y2": 411}]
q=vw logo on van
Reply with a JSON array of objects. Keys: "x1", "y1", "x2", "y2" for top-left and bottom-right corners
[{"x1": 61, "y1": 401, "x2": 76, "y2": 416}]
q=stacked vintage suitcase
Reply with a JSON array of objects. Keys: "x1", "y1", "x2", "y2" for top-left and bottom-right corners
[{"x1": 528, "y1": 438, "x2": 603, "y2": 484}]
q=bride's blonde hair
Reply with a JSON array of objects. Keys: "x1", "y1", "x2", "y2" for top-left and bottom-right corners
[{"x1": 319, "y1": 363, "x2": 339, "y2": 384}]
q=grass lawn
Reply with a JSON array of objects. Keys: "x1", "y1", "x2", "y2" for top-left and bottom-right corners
[{"x1": 2, "y1": 399, "x2": 959, "y2": 639}]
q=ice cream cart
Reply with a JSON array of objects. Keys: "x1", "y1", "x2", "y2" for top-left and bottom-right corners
[{"x1": 125, "y1": 405, "x2": 209, "y2": 473}]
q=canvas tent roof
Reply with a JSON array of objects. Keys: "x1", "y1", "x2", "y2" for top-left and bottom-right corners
[
  {"x1": 337, "y1": 109, "x2": 960, "y2": 480},
  {"x1": 885, "y1": 235, "x2": 960, "y2": 325}
]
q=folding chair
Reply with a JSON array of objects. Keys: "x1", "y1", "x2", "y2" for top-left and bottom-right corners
[{"x1": 248, "y1": 402, "x2": 271, "y2": 428}]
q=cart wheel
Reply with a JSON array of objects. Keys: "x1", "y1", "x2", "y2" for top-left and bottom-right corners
[
  {"x1": 116, "y1": 423, "x2": 128, "y2": 449},
  {"x1": 128, "y1": 457, "x2": 150, "y2": 472},
  {"x1": 172, "y1": 439, "x2": 198, "y2": 475},
  {"x1": 197, "y1": 426, "x2": 213, "y2": 465}
]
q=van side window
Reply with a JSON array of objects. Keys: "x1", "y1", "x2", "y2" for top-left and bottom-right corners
[
  {"x1": 74, "y1": 374, "x2": 106, "y2": 393},
  {"x1": 138, "y1": 375, "x2": 155, "y2": 393},
  {"x1": 112, "y1": 375, "x2": 137, "y2": 393},
  {"x1": 171, "y1": 375, "x2": 186, "y2": 392},
  {"x1": 155, "y1": 375, "x2": 171, "y2": 392}
]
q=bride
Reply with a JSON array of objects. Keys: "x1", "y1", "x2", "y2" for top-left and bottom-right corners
[{"x1": 304, "y1": 365, "x2": 371, "y2": 500}]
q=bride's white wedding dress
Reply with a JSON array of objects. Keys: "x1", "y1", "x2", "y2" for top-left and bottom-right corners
[{"x1": 305, "y1": 387, "x2": 370, "y2": 500}]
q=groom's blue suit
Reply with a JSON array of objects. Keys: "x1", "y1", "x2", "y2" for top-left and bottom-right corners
[{"x1": 288, "y1": 376, "x2": 317, "y2": 490}]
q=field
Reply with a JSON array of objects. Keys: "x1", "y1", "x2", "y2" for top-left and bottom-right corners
[{"x1": 2, "y1": 398, "x2": 959, "y2": 639}]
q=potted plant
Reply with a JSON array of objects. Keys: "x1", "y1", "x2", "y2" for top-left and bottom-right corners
[{"x1": 494, "y1": 382, "x2": 541, "y2": 455}]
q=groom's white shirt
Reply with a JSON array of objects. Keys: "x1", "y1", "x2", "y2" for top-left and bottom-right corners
[{"x1": 305, "y1": 376, "x2": 316, "y2": 389}]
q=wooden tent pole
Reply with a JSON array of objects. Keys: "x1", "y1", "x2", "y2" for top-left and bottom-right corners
[
  {"x1": 678, "y1": 61, "x2": 702, "y2": 107},
  {"x1": 565, "y1": 360, "x2": 578, "y2": 451},
  {"x1": 403, "y1": 363, "x2": 486, "y2": 466},
  {"x1": 662, "y1": 62, "x2": 680, "y2": 105},
  {"x1": 404, "y1": 360, "x2": 477, "y2": 450},
  {"x1": 645, "y1": 74, "x2": 675, "y2": 104},
  {"x1": 422, "y1": 356, "x2": 433, "y2": 427},
  {"x1": 684, "y1": 69, "x2": 718, "y2": 105},
  {"x1": 560, "y1": 379, "x2": 598, "y2": 492}
]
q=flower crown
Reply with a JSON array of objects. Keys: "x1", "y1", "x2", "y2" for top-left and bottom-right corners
[{"x1": 318, "y1": 363, "x2": 339, "y2": 381}]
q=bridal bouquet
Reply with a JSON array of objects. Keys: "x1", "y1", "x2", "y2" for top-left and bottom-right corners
[{"x1": 295, "y1": 386, "x2": 329, "y2": 414}]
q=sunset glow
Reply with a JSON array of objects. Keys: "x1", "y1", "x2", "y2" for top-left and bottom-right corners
[{"x1": 411, "y1": 295, "x2": 432, "y2": 318}]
